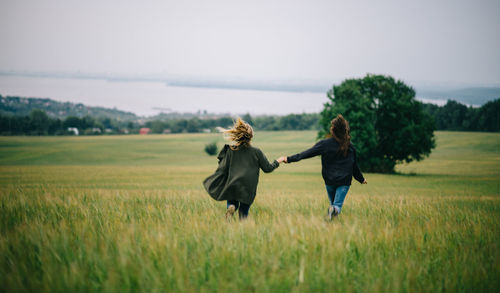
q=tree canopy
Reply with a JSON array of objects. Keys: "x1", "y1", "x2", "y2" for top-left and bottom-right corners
[{"x1": 319, "y1": 74, "x2": 436, "y2": 173}]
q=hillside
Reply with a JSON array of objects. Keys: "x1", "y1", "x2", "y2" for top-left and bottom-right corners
[
  {"x1": 0, "y1": 95, "x2": 233, "y2": 121},
  {"x1": 0, "y1": 95, "x2": 138, "y2": 121}
]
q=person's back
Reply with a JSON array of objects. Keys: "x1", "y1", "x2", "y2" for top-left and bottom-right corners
[
  {"x1": 284, "y1": 114, "x2": 367, "y2": 220},
  {"x1": 203, "y1": 118, "x2": 284, "y2": 220},
  {"x1": 320, "y1": 138, "x2": 362, "y2": 186},
  {"x1": 221, "y1": 145, "x2": 278, "y2": 206}
]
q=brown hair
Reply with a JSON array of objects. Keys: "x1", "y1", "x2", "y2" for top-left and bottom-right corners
[
  {"x1": 224, "y1": 117, "x2": 254, "y2": 150},
  {"x1": 330, "y1": 114, "x2": 351, "y2": 157}
]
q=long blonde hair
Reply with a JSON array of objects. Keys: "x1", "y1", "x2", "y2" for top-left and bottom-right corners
[{"x1": 224, "y1": 117, "x2": 253, "y2": 150}]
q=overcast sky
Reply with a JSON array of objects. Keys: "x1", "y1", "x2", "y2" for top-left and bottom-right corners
[{"x1": 1, "y1": 0, "x2": 499, "y2": 86}]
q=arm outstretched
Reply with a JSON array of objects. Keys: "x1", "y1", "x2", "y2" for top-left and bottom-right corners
[{"x1": 287, "y1": 140, "x2": 324, "y2": 163}]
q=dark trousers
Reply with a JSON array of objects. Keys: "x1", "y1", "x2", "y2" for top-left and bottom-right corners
[{"x1": 227, "y1": 200, "x2": 251, "y2": 219}]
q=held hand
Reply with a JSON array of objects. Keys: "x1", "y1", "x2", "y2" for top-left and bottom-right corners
[
  {"x1": 362, "y1": 179, "x2": 367, "y2": 184},
  {"x1": 277, "y1": 156, "x2": 288, "y2": 164}
]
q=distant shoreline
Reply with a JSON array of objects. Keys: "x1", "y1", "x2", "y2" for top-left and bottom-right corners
[{"x1": 1, "y1": 72, "x2": 498, "y2": 112}]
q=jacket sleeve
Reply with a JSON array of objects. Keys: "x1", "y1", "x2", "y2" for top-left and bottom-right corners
[
  {"x1": 256, "y1": 148, "x2": 279, "y2": 173},
  {"x1": 287, "y1": 140, "x2": 324, "y2": 163},
  {"x1": 352, "y1": 147, "x2": 365, "y2": 183}
]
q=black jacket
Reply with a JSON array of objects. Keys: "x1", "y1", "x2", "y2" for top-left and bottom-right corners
[{"x1": 287, "y1": 138, "x2": 365, "y2": 186}]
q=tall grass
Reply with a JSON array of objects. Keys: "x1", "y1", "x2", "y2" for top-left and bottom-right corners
[{"x1": 0, "y1": 131, "x2": 499, "y2": 292}]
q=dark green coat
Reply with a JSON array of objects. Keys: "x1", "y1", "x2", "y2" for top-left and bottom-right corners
[{"x1": 203, "y1": 144, "x2": 279, "y2": 205}]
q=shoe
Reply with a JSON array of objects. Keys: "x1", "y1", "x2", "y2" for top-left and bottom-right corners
[
  {"x1": 327, "y1": 206, "x2": 334, "y2": 221},
  {"x1": 226, "y1": 205, "x2": 236, "y2": 221},
  {"x1": 327, "y1": 206, "x2": 339, "y2": 221}
]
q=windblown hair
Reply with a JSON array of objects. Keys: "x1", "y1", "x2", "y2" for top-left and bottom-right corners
[
  {"x1": 224, "y1": 117, "x2": 254, "y2": 150},
  {"x1": 330, "y1": 114, "x2": 351, "y2": 157}
]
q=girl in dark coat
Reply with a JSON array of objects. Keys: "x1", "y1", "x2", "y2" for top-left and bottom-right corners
[
  {"x1": 204, "y1": 118, "x2": 285, "y2": 220},
  {"x1": 282, "y1": 114, "x2": 367, "y2": 220}
]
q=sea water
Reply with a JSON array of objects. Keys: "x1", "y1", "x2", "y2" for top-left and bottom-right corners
[
  {"x1": 0, "y1": 75, "x2": 329, "y2": 116},
  {"x1": 0, "y1": 75, "x2": 447, "y2": 116}
]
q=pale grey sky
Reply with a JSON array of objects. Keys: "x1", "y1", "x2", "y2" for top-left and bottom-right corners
[{"x1": 1, "y1": 0, "x2": 499, "y2": 85}]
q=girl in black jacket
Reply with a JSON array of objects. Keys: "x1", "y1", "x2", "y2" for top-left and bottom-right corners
[{"x1": 281, "y1": 114, "x2": 367, "y2": 220}]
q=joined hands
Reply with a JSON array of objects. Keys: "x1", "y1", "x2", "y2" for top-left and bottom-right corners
[{"x1": 277, "y1": 156, "x2": 288, "y2": 164}]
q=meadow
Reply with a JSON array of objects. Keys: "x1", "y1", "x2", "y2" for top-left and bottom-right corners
[{"x1": 0, "y1": 131, "x2": 499, "y2": 292}]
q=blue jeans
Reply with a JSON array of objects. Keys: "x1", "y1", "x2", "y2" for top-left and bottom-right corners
[
  {"x1": 325, "y1": 185, "x2": 350, "y2": 214},
  {"x1": 227, "y1": 200, "x2": 251, "y2": 219}
]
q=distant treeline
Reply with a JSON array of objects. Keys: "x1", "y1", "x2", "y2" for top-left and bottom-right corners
[
  {"x1": 0, "y1": 109, "x2": 133, "y2": 135},
  {"x1": 422, "y1": 99, "x2": 499, "y2": 132},
  {"x1": 0, "y1": 110, "x2": 320, "y2": 135},
  {"x1": 143, "y1": 113, "x2": 320, "y2": 134},
  {"x1": 0, "y1": 99, "x2": 498, "y2": 135},
  {"x1": 125, "y1": 113, "x2": 320, "y2": 134}
]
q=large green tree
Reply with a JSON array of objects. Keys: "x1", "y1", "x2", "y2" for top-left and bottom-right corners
[{"x1": 319, "y1": 74, "x2": 435, "y2": 173}]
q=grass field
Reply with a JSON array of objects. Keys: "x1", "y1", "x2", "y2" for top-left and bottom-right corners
[{"x1": 0, "y1": 131, "x2": 499, "y2": 292}]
